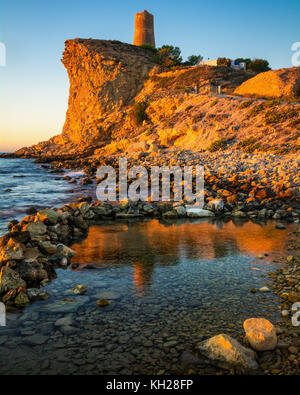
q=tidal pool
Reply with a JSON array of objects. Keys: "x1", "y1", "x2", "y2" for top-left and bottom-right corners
[{"x1": 0, "y1": 219, "x2": 294, "y2": 375}]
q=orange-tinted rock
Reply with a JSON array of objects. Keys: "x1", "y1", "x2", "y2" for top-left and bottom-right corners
[
  {"x1": 227, "y1": 195, "x2": 238, "y2": 204},
  {"x1": 243, "y1": 318, "x2": 277, "y2": 351},
  {"x1": 256, "y1": 189, "x2": 268, "y2": 199},
  {"x1": 221, "y1": 190, "x2": 232, "y2": 197},
  {"x1": 246, "y1": 197, "x2": 256, "y2": 204},
  {"x1": 235, "y1": 67, "x2": 300, "y2": 99},
  {"x1": 18, "y1": 39, "x2": 156, "y2": 156}
]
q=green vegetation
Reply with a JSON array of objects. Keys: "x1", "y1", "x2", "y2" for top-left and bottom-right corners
[
  {"x1": 264, "y1": 99, "x2": 282, "y2": 108},
  {"x1": 272, "y1": 146, "x2": 290, "y2": 155},
  {"x1": 235, "y1": 58, "x2": 252, "y2": 68},
  {"x1": 248, "y1": 59, "x2": 270, "y2": 73},
  {"x1": 133, "y1": 101, "x2": 148, "y2": 126},
  {"x1": 154, "y1": 45, "x2": 183, "y2": 68},
  {"x1": 210, "y1": 99, "x2": 219, "y2": 107},
  {"x1": 237, "y1": 137, "x2": 271, "y2": 153},
  {"x1": 235, "y1": 58, "x2": 271, "y2": 73},
  {"x1": 152, "y1": 44, "x2": 203, "y2": 69},
  {"x1": 264, "y1": 109, "x2": 298, "y2": 124},
  {"x1": 238, "y1": 100, "x2": 253, "y2": 109},
  {"x1": 217, "y1": 57, "x2": 231, "y2": 67},
  {"x1": 184, "y1": 55, "x2": 203, "y2": 66},
  {"x1": 208, "y1": 138, "x2": 228, "y2": 152},
  {"x1": 249, "y1": 103, "x2": 265, "y2": 117},
  {"x1": 140, "y1": 44, "x2": 157, "y2": 52},
  {"x1": 237, "y1": 137, "x2": 259, "y2": 153},
  {"x1": 185, "y1": 105, "x2": 194, "y2": 111}
]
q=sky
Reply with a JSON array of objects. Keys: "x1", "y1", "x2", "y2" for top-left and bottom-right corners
[{"x1": 0, "y1": 0, "x2": 299, "y2": 152}]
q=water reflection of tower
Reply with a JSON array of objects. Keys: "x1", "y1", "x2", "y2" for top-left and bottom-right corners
[{"x1": 132, "y1": 261, "x2": 155, "y2": 297}]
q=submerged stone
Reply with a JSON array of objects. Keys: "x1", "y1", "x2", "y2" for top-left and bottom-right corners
[{"x1": 197, "y1": 334, "x2": 258, "y2": 372}]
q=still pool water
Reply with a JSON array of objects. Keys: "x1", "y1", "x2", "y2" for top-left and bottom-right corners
[{"x1": 0, "y1": 219, "x2": 294, "y2": 375}]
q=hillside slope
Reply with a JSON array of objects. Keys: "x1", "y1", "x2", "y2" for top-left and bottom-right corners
[
  {"x1": 234, "y1": 67, "x2": 300, "y2": 99},
  {"x1": 13, "y1": 40, "x2": 300, "y2": 158}
]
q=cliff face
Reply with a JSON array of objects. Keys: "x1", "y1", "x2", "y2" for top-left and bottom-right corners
[
  {"x1": 14, "y1": 40, "x2": 299, "y2": 159},
  {"x1": 60, "y1": 39, "x2": 156, "y2": 146},
  {"x1": 18, "y1": 39, "x2": 156, "y2": 156}
]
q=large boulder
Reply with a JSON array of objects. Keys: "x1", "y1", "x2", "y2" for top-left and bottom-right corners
[
  {"x1": 0, "y1": 266, "x2": 27, "y2": 295},
  {"x1": 208, "y1": 199, "x2": 224, "y2": 212},
  {"x1": 197, "y1": 334, "x2": 258, "y2": 372},
  {"x1": 14, "y1": 291, "x2": 29, "y2": 307},
  {"x1": 0, "y1": 236, "x2": 24, "y2": 264},
  {"x1": 186, "y1": 208, "x2": 215, "y2": 218},
  {"x1": 14, "y1": 261, "x2": 48, "y2": 284},
  {"x1": 37, "y1": 209, "x2": 61, "y2": 225},
  {"x1": 234, "y1": 67, "x2": 300, "y2": 99},
  {"x1": 27, "y1": 288, "x2": 51, "y2": 302},
  {"x1": 243, "y1": 318, "x2": 277, "y2": 351},
  {"x1": 23, "y1": 220, "x2": 47, "y2": 239}
]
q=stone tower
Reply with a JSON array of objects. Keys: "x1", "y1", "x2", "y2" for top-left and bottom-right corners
[{"x1": 133, "y1": 10, "x2": 155, "y2": 48}]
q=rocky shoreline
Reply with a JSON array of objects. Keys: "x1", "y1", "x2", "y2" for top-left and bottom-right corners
[
  {"x1": 0, "y1": 153, "x2": 299, "y2": 374},
  {"x1": 1, "y1": 195, "x2": 299, "y2": 307}
]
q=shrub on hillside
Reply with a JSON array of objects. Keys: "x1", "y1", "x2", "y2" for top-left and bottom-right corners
[
  {"x1": 248, "y1": 59, "x2": 270, "y2": 73},
  {"x1": 234, "y1": 58, "x2": 271, "y2": 73},
  {"x1": 264, "y1": 109, "x2": 298, "y2": 124},
  {"x1": 208, "y1": 138, "x2": 228, "y2": 152},
  {"x1": 133, "y1": 102, "x2": 148, "y2": 126},
  {"x1": 238, "y1": 100, "x2": 253, "y2": 109},
  {"x1": 237, "y1": 137, "x2": 271, "y2": 153},
  {"x1": 217, "y1": 58, "x2": 231, "y2": 67},
  {"x1": 248, "y1": 103, "x2": 264, "y2": 117},
  {"x1": 264, "y1": 99, "x2": 282, "y2": 108},
  {"x1": 184, "y1": 55, "x2": 203, "y2": 66},
  {"x1": 140, "y1": 44, "x2": 157, "y2": 53},
  {"x1": 155, "y1": 45, "x2": 183, "y2": 68}
]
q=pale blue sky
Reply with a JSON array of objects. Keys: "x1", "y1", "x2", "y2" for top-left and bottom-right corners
[{"x1": 0, "y1": 0, "x2": 299, "y2": 152}]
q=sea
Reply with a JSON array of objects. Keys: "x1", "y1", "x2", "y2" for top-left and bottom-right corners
[{"x1": 0, "y1": 157, "x2": 92, "y2": 236}]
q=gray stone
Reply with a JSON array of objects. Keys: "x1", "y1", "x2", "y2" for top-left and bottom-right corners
[
  {"x1": 42, "y1": 296, "x2": 90, "y2": 313},
  {"x1": 24, "y1": 334, "x2": 48, "y2": 346},
  {"x1": 197, "y1": 334, "x2": 258, "y2": 372},
  {"x1": 27, "y1": 288, "x2": 51, "y2": 302},
  {"x1": 54, "y1": 315, "x2": 74, "y2": 327},
  {"x1": 38, "y1": 209, "x2": 61, "y2": 225},
  {"x1": 186, "y1": 208, "x2": 215, "y2": 218},
  {"x1": 94, "y1": 291, "x2": 121, "y2": 300},
  {"x1": 0, "y1": 266, "x2": 27, "y2": 295},
  {"x1": 208, "y1": 199, "x2": 224, "y2": 212}
]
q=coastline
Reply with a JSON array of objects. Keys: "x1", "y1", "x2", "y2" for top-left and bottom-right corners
[
  {"x1": 0, "y1": 196, "x2": 299, "y2": 374},
  {"x1": 0, "y1": 154, "x2": 299, "y2": 374}
]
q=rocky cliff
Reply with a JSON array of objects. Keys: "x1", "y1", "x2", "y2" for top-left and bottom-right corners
[
  {"x1": 13, "y1": 40, "x2": 299, "y2": 158},
  {"x1": 17, "y1": 39, "x2": 156, "y2": 156},
  {"x1": 234, "y1": 67, "x2": 300, "y2": 99}
]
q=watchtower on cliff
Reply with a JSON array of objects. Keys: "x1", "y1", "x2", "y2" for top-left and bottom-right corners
[{"x1": 133, "y1": 10, "x2": 156, "y2": 48}]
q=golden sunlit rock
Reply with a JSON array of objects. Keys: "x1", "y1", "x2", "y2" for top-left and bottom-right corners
[
  {"x1": 197, "y1": 334, "x2": 258, "y2": 372},
  {"x1": 243, "y1": 318, "x2": 277, "y2": 351},
  {"x1": 234, "y1": 67, "x2": 300, "y2": 99}
]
